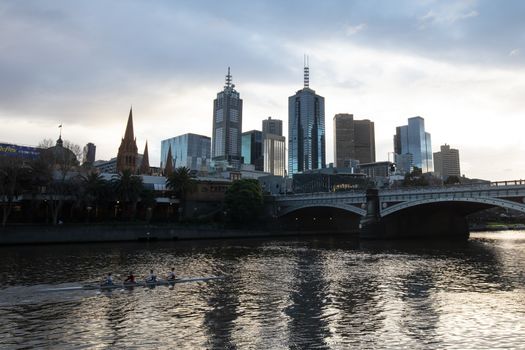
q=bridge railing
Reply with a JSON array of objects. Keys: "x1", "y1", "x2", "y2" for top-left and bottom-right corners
[{"x1": 490, "y1": 180, "x2": 525, "y2": 186}]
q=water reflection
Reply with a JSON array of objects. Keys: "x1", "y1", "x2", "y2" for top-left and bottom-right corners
[{"x1": 0, "y1": 232, "x2": 524, "y2": 349}]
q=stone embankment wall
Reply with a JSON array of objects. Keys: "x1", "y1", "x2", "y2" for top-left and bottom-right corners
[{"x1": 0, "y1": 224, "x2": 333, "y2": 245}]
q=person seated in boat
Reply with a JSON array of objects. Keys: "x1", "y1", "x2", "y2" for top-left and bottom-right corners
[
  {"x1": 146, "y1": 269, "x2": 157, "y2": 282},
  {"x1": 124, "y1": 272, "x2": 135, "y2": 283},
  {"x1": 104, "y1": 273, "x2": 114, "y2": 285},
  {"x1": 166, "y1": 267, "x2": 176, "y2": 281}
]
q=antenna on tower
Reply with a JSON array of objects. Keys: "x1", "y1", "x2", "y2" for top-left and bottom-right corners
[
  {"x1": 304, "y1": 55, "x2": 310, "y2": 88},
  {"x1": 225, "y1": 67, "x2": 232, "y2": 88}
]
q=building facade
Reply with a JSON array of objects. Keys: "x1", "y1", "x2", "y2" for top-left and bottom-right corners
[
  {"x1": 288, "y1": 62, "x2": 325, "y2": 175},
  {"x1": 212, "y1": 67, "x2": 243, "y2": 170},
  {"x1": 262, "y1": 117, "x2": 283, "y2": 136},
  {"x1": 161, "y1": 133, "x2": 211, "y2": 172},
  {"x1": 393, "y1": 116, "x2": 433, "y2": 173},
  {"x1": 333, "y1": 114, "x2": 375, "y2": 168},
  {"x1": 82, "y1": 143, "x2": 96, "y2": 166},
  {"x1": 242, "y1": 130, "x2": 264, "y2": 171},
  {"x1": 433, "y1": 144, "x2": 461, "y2": 180},
  {"x1": 263, "y1": 133, "x2": 286, "y2": 176}
]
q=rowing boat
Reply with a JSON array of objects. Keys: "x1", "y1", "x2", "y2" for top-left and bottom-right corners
[{"x1": 40, "y1": 276, "x2": 224, "y2": 292}]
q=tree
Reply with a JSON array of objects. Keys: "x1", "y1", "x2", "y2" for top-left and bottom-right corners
[
  {"x1": 402, "y1": 167, "x2": 429, "y2": 187},
  {"x1": 38, "y1": 139, "x2": 81, "y2": 225},
  {"x1": 444, "y1": 175, "x2": 461, "y2": 185},
  {"x1": 0, "y1": 155, "x2": 31, "y2": 226},
  {"x1": 112, "y1": 169, "x2": 144, "y2": 219},
  {"x1": 166, "y1": 166, "x2": 196, "y2": 219},
  {"x1": 80, "y1": 172, "x2": 111, "y2": 221},
  {"x1": 224, "y1": 179, "x2": 264, "y2": 225}
]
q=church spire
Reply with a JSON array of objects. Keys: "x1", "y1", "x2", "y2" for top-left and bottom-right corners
[
  {"x1": 124, "y1": 107, "x2": 135, "y2": 141},
  {"x1": 117, "y1": 107, "x2": 139, "y2": 173},
  {"x1": 140, "y1": 141, "x2": 150, "y2": 175},
  {"x1": 164, "y1": 146, "x2": 174, "y2": 177}
]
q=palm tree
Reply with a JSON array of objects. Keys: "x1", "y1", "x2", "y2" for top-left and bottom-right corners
[
  {"x1": 80, "y1": 172, "x2": 110, "y2": 221},
  {"x1": 166, "y1": 166, "x2": 196, "y2": 220},
  {"x1": 112, "y1": 169, "x2": 144, "y2": 220}
]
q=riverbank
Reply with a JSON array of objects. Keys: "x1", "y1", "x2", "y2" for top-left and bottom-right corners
[{"x1": 0, "y1": 223, "x2": 350, "y2": 245}]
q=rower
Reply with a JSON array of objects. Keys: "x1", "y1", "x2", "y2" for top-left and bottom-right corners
[
  {"x1": 146, "y1": 269, "x2": 157, "y2": 282},
  {"x1": 124, "y1": 271, "x2": 135, "y2": 283},
  {"x1": 166, "y1": 267, "x2": 176, "y2": 281},
  {"x1": 104, "y1": 273, "x2": 114, "y2": 285}
]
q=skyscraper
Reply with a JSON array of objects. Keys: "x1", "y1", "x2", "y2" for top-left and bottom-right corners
[
  {"x1": 242, "y1": 130, "x2": 264, "y2": 171},
  {"x1": 333, "y1": 114, "x2": 375, "y2": 168},
  {"x1": 161, "y1": 133, "x2": 211, "y2": 172},
  {"x1": 212, "y1": 67, "x2": 243, "y2": 170},
  {"x1": 288, "y1": 59, "x2": 325, "y2": 175},
  {"x1": 262, "y1": 117, "x2": 286, "y2": 176},
  {"x1": 262, "y1": 117, "x2": 283, "y2": 136},
  {"x1": 433, "y1": 144, "x2": 461, "y2": 180},
  {"x1": 393, "y1": 116, "x2": 433, "y2": 173},
  {"x1": 82, "y1": 142, "x2": 96, "y2": 166}
]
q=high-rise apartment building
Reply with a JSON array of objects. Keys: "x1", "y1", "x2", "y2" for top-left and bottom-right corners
[
  {"x1": 262, "y1": 117, "x2": 283, "y2": 136},
  {"x1": 288, "y1": 59, "x2": 325, "y2": 175},
  {"x1": 241, "y1": 130, "x2": 264, "y2": 171},
  {"x1": 333, "y1": 114, "x2": 375, "y2": 168},
  {"x1": 261, "y1": 117, "x2": 286, "y2": 176},
  {"x1": 212, "y1": 67, "x2": 243, "y2": 170},
  {"x1": 82, "y1": 142, "x2": 96, "y2": 166},
  {"x1": 433, "y1": 144, "x2": 460, "y2": 180},
  {"x1": 393, "y1": 116, "x2": 433, "y2": 173},
  {"x1": 161, "y1": 133, "x2": 211, "y2": 172}
]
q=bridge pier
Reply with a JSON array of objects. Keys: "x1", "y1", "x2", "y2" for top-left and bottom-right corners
[{"x1": 360, "y1": 188, "x2": 470, "y2": 240}]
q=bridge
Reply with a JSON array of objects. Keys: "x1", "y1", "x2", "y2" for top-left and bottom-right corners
[{"x1": 270, "y1": 180, "x2": 525, "y2": 239}]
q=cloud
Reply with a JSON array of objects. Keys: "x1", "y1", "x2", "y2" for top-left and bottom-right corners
[
  {"x1": 510, "y1": 48, "x2": 520, "y2": 56},
  {"x1": 345, "y1": 23, "x2": 367, "y2": 36}
]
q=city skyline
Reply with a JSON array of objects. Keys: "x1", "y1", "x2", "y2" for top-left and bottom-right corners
[{"x1": 1, "y1": 1, "x2": 524, "y2": 180}]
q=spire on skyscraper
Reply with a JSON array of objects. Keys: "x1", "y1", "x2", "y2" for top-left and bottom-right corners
[
  {"x1": 225, "y1": 67, "x2": 232, "y2": 89},
  {"x1": 304, "y1": 55, "x2": 309, "y2": 88}
]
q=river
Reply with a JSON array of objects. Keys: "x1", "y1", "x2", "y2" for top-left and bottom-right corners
[{"x1": 0, "y1": 231, "x2": 524, "y2": 349}]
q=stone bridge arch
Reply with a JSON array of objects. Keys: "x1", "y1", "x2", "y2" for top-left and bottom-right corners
[
  {"x1": 381, "y1": 197, "x2": 525, "y2": 217},
  {"x1": 278, "y1": 203, "x2": 366, "y2": 217}
]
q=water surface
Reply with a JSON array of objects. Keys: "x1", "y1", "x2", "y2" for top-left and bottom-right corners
[{"x1": 0, "y1": 231, "x2": 524, "y2": 349}]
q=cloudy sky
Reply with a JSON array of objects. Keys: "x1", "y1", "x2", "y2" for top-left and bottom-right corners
[{"x1": 1, "y1": 0, "x2": 524, "y2": 180}]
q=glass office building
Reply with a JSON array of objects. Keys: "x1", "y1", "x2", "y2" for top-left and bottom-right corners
[
  {"x1": 393, "y1": 116, "x2": 433, "y2": 173},
  {"x1": 241, "y1": 130, "x2": 264, "y2": 171},
  {"x1": 264, "y1": 133, "x2": 286, "y2": 176},
  {"x1": 161, "y1": 133, "x2": 211, "y2": 172},
  {"x1": 212, "y1": 67, "x2": 243, "y2": 170},
  {"x1": 288, "y1": 63, "x2": 325, "y2": 175}
]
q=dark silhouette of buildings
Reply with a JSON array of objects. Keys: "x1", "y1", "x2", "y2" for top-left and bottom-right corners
[{"x1": 116, "y1": 108, "x2": 138, "y2": 173}]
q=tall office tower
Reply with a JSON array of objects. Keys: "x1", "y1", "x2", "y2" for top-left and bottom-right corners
[
  {"x1": 288, "y1": 58, "x2": 325, "y2": 175},
  {"x1": 82, "y1": 142, "x2": 96, "y2": 166},
  {"x1": 116, "y1": 108, "x2": 138, "y2": 173},
  {"x1": 393, "y1": 116, "x2": 433, "y2": 173},
  {"x1": 433, "y1": 144, "x2": 460, "y2": 180},
  {"x1": 262, "y1": 117, "x2": 285, "y2": 176},
  {"x1": 242, "y1": 130, "x2": 264, "y2": 171},
  {"x1": 161, "y1": 133, "x2": 211, "y2": 172},
  {"x1": 262, "y1": 117, "x2": 283, "y2": 136},
  {"x1": 264, "y1": 134, "x2": 286, "y2": 176},
  {"x1": 333, "y1": 114, "x2": 376, "y2": 168},
  {"x1": 212, "y1": 67, "x2": 243, "y2": 170}
]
